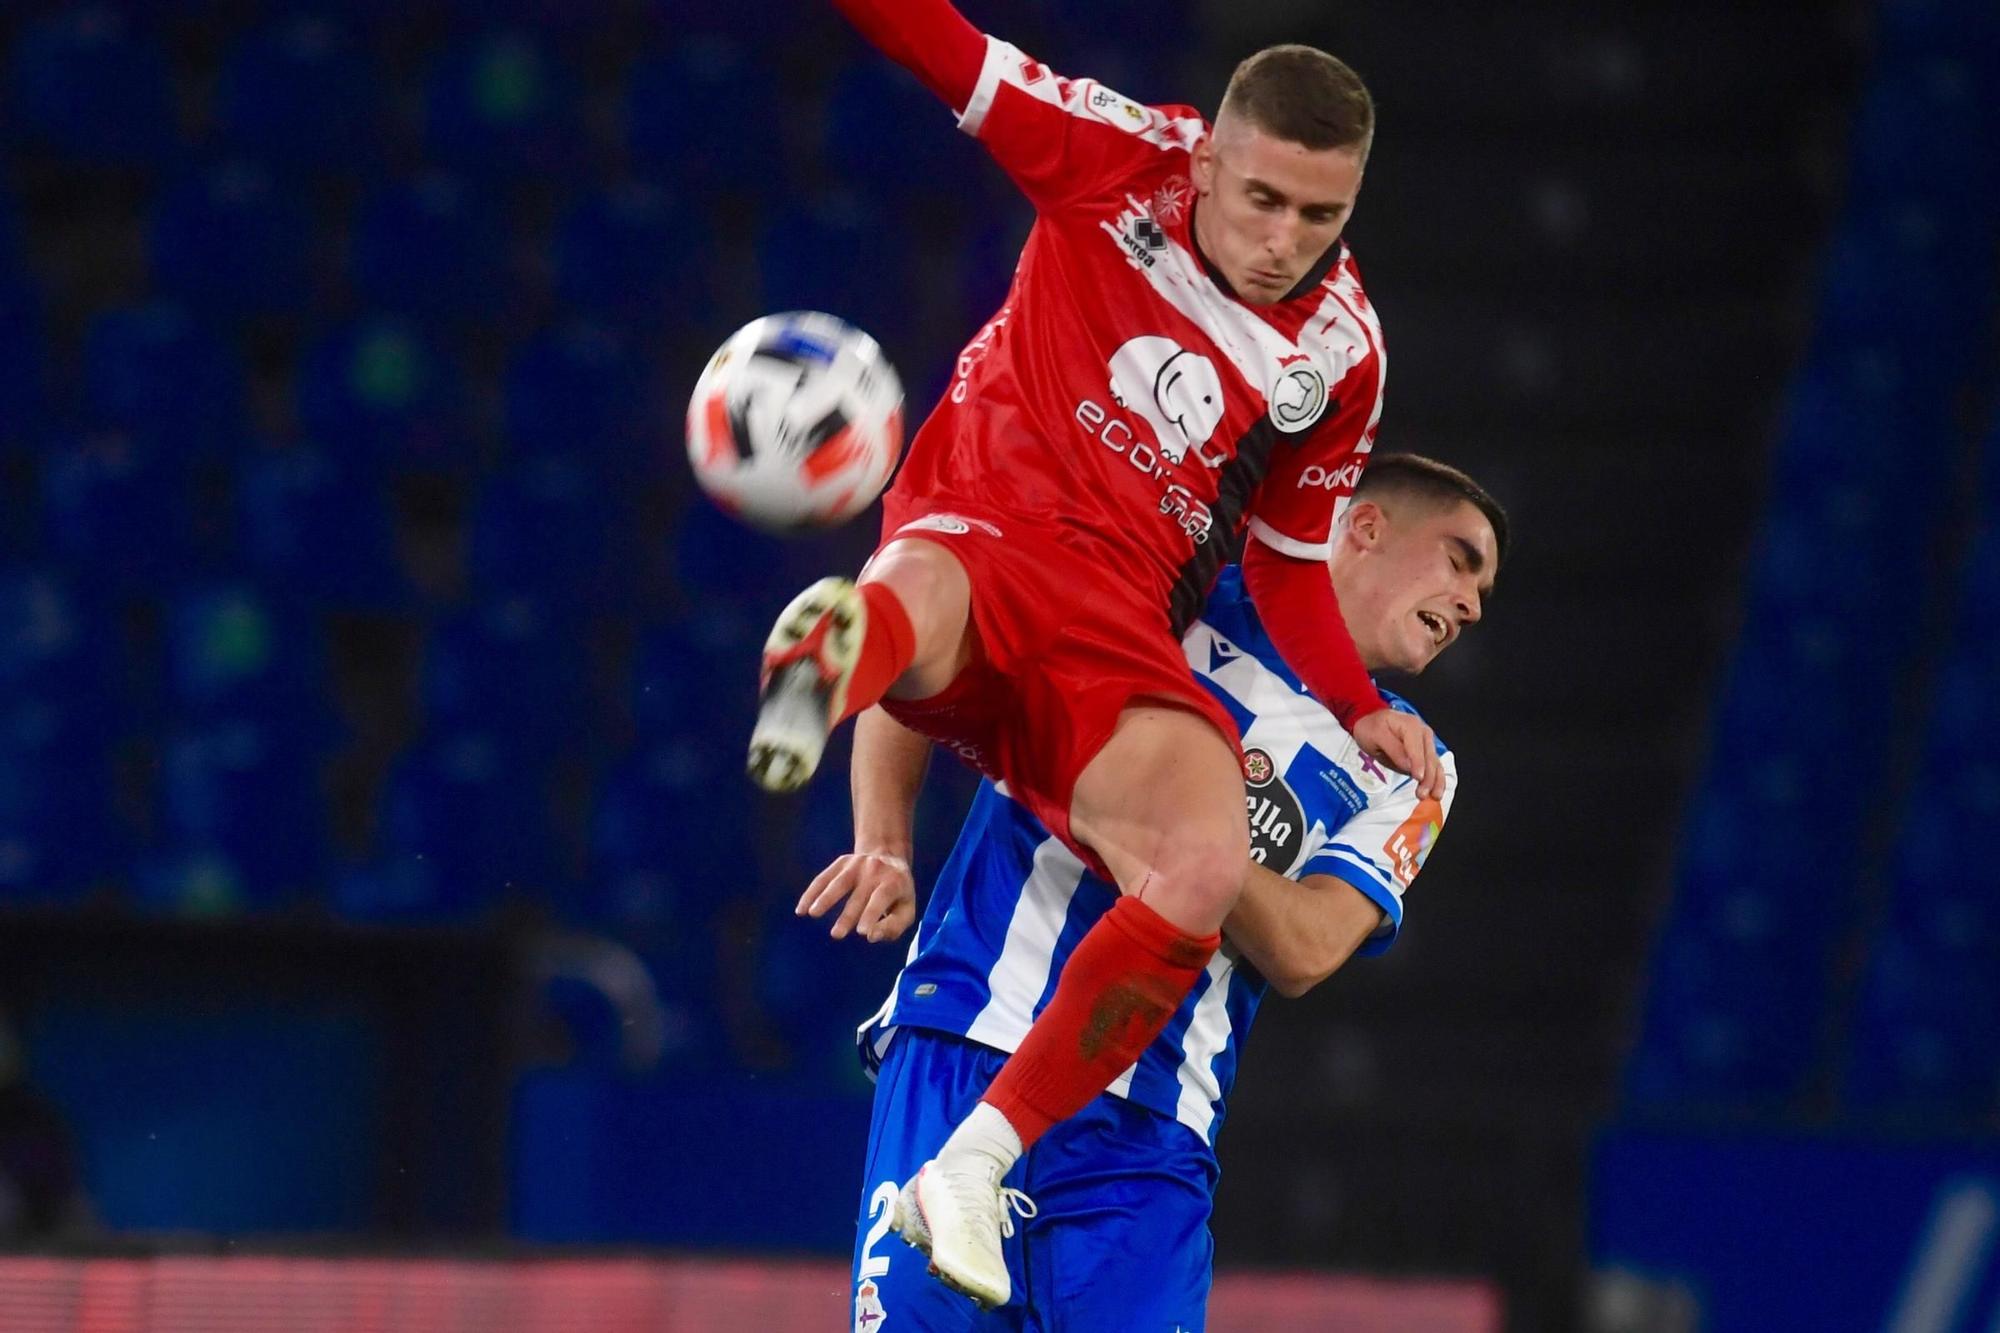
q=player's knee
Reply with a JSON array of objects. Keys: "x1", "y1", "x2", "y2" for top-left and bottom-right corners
[{"x1": 1144, "y1": 825, "x2": 1249, "y2": 922}]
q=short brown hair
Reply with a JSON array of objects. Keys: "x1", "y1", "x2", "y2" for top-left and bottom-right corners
[
  {"x1": 1355, "y1": 452, "x2": 1510, "y2": 565},
  {"x1": 1219, "y1": 45, "x2": 1375, "y2": 154}
]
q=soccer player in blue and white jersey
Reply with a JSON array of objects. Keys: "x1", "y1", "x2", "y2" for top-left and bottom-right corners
[{"x1": 801, "y1": 453, "x2": 1507, "y2": 1329}]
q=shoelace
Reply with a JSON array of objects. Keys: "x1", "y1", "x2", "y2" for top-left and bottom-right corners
[
  {"x1": 995, "y1": 1187, "x2": 1037, "y2": 1239},
  {"x1": 941, "y1": 1167, "x2": 1039, "y2": 1241}
]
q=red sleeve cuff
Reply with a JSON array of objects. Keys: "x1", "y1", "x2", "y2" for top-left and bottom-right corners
[{"x1": 1240, "y1": 537, "x2": 1388, "y2": 731}]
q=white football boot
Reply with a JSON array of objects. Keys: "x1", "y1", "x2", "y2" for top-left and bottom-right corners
[
  {"x1": 890, "y1": 1156, "x2": 1037, "y2": 1310},
  {"x1": 747, "y1": 577, "x2": 865, "y2": 793}
]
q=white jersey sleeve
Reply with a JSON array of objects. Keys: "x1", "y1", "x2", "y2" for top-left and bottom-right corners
[{"x1": 1298, "y1": 734, "x2": 1458, "y2": 956}]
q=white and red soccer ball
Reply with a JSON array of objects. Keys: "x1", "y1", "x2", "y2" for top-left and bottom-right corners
[{"x1": 684, "y1": 311, "x2": 904, "y2": 533}]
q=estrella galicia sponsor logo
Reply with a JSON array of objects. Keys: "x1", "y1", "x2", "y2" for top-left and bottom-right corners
[
  {"x1": 1298, "y1": 460, "x2": 1364, "y2": 491},
  {"x1": 1243, "y1": 748, "x2": 1307, "y2": 873},
  {"x1": 1271, "y1": 363, "x2": 1329, "y2": 432}
]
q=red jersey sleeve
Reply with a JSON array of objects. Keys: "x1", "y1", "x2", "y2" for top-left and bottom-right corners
[
  {"x1": 1248, "y1": 301, "x2": 1386, "y2": 560},
  {"x1": 956, "y1": 36, "x2": 1207, "y2": 213}
]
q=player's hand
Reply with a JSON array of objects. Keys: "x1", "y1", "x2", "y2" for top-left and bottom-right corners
[
  {"x1": 796, "y1": 850, "x2": 917, "y2": 943},
  {"x1": 1352, "y1": 708, "x2": 1444, "y2": 802}
]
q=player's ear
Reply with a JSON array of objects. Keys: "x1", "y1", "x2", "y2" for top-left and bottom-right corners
[
  {"x1": 1190, "y1": 130, "x2": 1216, "y2": 193},
  {"x1": 1345, "y1": 499, "x2": 1387, "y2": 548}
]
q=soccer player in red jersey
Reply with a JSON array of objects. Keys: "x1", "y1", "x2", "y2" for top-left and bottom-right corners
[{"x1": 744, "y1": 0, "x2": 1440, "y2": 1307}]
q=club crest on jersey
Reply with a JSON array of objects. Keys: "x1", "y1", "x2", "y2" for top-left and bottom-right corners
[
  {"x1": 1270, "y1": 362, "x2": 1329, "y2": 433},
  {"x1": 855, "y1": 1278, "x2": 888, "y2": 1332},
  {"x1": 1243, "y1": 748, "x2": 1274, "y2": 785},
  {"x1": 1107, "y1": 335, "x2": 1225, "y2": 468},
  {"x1": 1152, "y1": 176, "x2": 1192, "y2": 225}
]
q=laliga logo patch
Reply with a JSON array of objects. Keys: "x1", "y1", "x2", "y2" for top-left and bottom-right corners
[
  {"x1": 1270, "y1": 363, "x2": 1329, "y2": 433},
  {"x1": 1084, "y1": 82, "x2": 1153, "y2": 134}
]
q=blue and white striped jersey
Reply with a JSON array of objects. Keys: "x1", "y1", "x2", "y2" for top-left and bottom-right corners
[{"x1": 857, "y1": 566, "x2": 1458, "y2": 1145}]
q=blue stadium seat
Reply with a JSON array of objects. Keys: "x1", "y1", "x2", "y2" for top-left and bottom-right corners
[
  {"x1": 1035, "y1": 0, "x2": 1196, "y2": 54},
  {"x1": 1815, "y1": 202, "x2": 1995, "y2": 379},
  {"x1": 329, "y1": 855, "x2": 455, "y2": 923},
  {"x1": 148, "y1": 162, "x2": 314, "y2": 321},
  {"x1": 155, "y1": 716, "x2": 330, "y2": 902},
  {"x1": 667, "y1": 498, "x2": 857, "y2": 634},
  {"x1": 82, "y1": 303, "x2": 246, "y2": 452},
  {"x1": 821, "y1": 57, "x2": 978, "y2": 203},
  {"x1": 757, "y1": 194, "x2": 916, "y2": 346},
  {"x1": 234, "y1": 446, "x2": 406, "y2": 608},
  {"x1": 9, "y1": 8, "x2": 179, "y2": 168},
  {"x1": 349, "y1": 175, "x2": 511, "y2": 326},
  {"x1": 1845, "y1": 932, "x2": 2000, "y2": 1116},
  {"x1": 467, "y1": 457, "x2": 622, "y2": 605},
  {"x1": 161, "y1": 583, "x2": 330, "y2": 732},
  {"x1": 296, "y1": 318, "x2": 471, "y2": 472},
  {"x1": 553, "y1": 185, "x2": 712, "y2": 337},
  {"x1": 373, "y1": 731, "x2": 558, "y2": 913},
  {"x1": 1879, "y1": 0, "x2": 2000, "y2": 67},
  {"x1": 0, "y1": 190, "x2": 20, "y2": 271},
  {"x1": 0, "y1": 566, "x2": 122, "y2": 726},
  {"x1": 629, "y1": 604, "x2": 761, "y2": 741},
  {"x1": 1626, "y1": 925, "x2": 1829, "y2": 1107},
  {"x1": 422, "y1": 31, "x2": 585, "y2": 182},
  {"x1": 1849, "y1": 58, "x2": 1999, "y2": 212},
  {"x1": 0, "y1": 279, "x2": 49, "y2": 447},
  {"x1": 0, "y1": 700, "x2": 120, "y2": 901},
  {"x1": 419, "y1": 599, "x2": 589, "y2": 760},
  {"x1": 131, "y1": 848, "x2": 254, "y2": 918},
  {"x1": 585, "y1": 736, "x2": 757, "y2": 932},
  {"x1": 625, "y1": 39, "x2": 783, "y2": 199},
  {"x1": 1885, "y1": 802, "x2": 1999, "y2": 957},
  {"x1": 754, "y1": 858, "x2": 909, "y2": 1078},
  {"x1": 501, "y1": 323, "x2": 646, "y2": 467},
  {"x1": 38, "y1": 431, "x2": 196, "y2": 593},
  {"x1": 213, "y1": 15, "x2": 382, "y2": 178}
]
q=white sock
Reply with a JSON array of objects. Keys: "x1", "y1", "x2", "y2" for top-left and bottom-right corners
[{"x1": 938, "y1": 1100, "x2": 1024, "y2": 1177}]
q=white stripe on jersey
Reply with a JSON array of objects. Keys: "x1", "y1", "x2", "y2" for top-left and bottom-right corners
[
  {"x1": 963, "y1": 835, "x2": 1088, "y2": 1049},
  {"x1": 1172, "y1": 949, "x2": 1239, "y2": 1139},
  {"x1": 957, "y1": 38, "x2": 1204, "y2": 156}
]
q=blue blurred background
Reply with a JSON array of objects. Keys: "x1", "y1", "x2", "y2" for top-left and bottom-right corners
[{"x1": 0, "y1": 0, "x2": 1992, "y2": 1329}]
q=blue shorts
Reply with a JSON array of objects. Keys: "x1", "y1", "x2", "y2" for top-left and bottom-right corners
[{"x1": 851, "y1": 1027, "x2": 1218, "y2": 1332}]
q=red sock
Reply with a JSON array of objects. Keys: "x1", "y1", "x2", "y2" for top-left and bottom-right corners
[
  {"x1": 982, "y1": 897, "x2": 1218, "y2": 1149},
  {"x1": 838, "y1": 581, "x2": 917, "y2": 724}
]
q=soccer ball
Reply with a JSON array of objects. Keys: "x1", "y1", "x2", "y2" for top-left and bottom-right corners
[{"x1": 684, "y1": 311, "x2": 904, "y2": 533}]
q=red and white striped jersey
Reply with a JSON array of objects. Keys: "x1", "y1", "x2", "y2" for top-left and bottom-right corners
[{"x1": 883, "y1": 35, "x2": 1387, "y2": 634}]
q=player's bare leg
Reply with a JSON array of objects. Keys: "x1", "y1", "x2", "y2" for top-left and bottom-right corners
[
  {"x1": 894, "y1": 706, "x2": 1248, "y2": 1308},
  {"x1": 748, "y1": 538, "x2": 970, "y2": 790}
]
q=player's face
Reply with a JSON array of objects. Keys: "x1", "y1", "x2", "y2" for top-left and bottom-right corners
[
  {"x1": 1190, "y1": 115, "x2": 1365, "y2": 306},
  {"x1": 1340, "y1": 498, "x2": 1497, "y2": 675}
]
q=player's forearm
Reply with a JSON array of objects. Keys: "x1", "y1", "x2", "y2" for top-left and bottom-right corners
[
  {"x1": 1241, "y1": 537, "x2": 1388, "y2": 730},
  {"x1": 851, "y1": 705, "x2": 933, "y2": 855},
  {"x1": 1225, "y1": 863, "x2": 1383, "y2": 999},
  {"x1": 830, "y1": 0, "x2": 985, "y2": 112}
]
